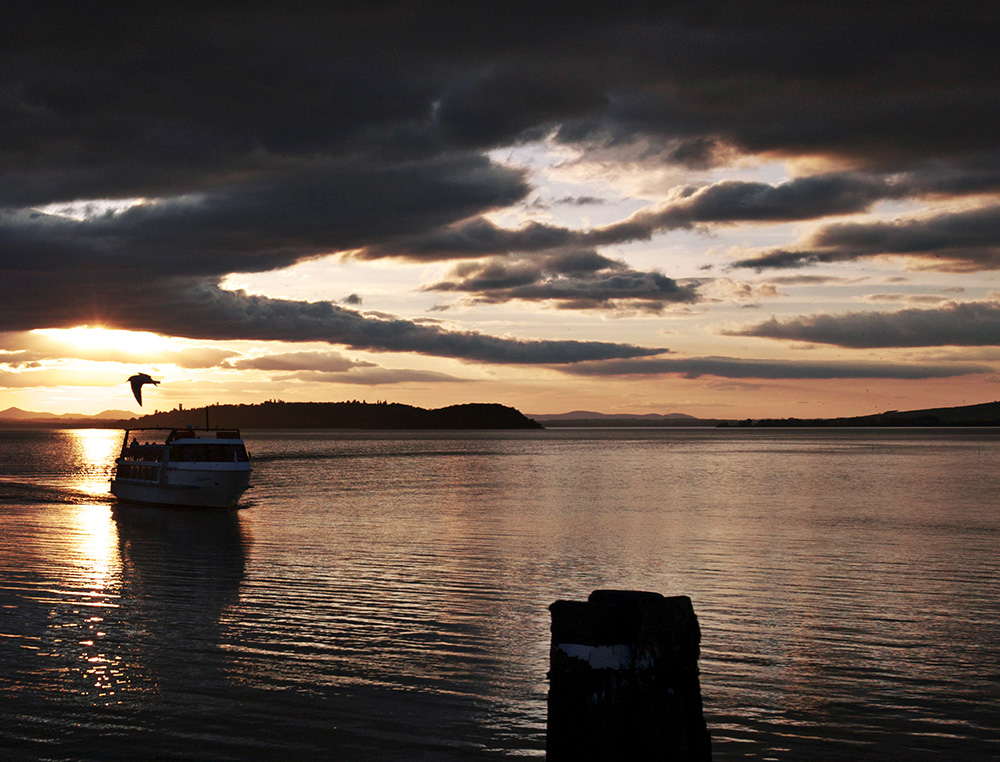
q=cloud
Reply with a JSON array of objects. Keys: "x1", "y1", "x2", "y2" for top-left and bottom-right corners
[
  {"x1": 732, "y1": 205, "x2": 1000, "y2": 272},
  {"x1": 860, "y1": 294, "x2": 950, "y2": 305},
  {"x1": 229, "y1": 350, "x2": 374, "y2": 373},
  {"x1": 702, "y1": 279, "x2": 781, "y2": 303},
  {"x1": 731, "y1": 300, "x2": 1000, "y2": 348},
  {"x1": 1, "y1": 155, "x2": 530, "y2": 274},
  {"x1": 551, "y1": 6, "x2": 1000, "y2": 169},
  {"x1": 555, "y1": 196, "x2": 606, "y2": 206},
  {"x1": 765, "y1": 275, "x2": 858, "y2": 285},
  {"x1": 655, "y1": 175, "x2": 894, "y2": 222},
  {"x1": 559, "y1": 355, "x2": 992, "y2": 380},
  {"x1": 424, "y1": 250, "x2": 700, "y2": 311},
  {"x1": 433, "y1": 65, "x2": 609, "y2": 148},
  {"x1": 278, "y1": 368, "x2": 466, "y2": 385}
]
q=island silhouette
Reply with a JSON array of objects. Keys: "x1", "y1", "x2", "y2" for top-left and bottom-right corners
[{"x1": 116, "y1": 400, "x2": 544, "y2": 430}]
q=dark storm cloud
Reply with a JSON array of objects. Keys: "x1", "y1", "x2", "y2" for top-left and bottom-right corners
[
  {"x1": 560, "y1": 356, "x2": 991, "y2": 380},
  {"x1": 732, "y1": 205, "x2": 1000, "y2": 272},
  {"x1": 433, "y1": 66, "x2": 609, "y2": 148},
  {"x1": 732, "y1": 301, "x2": 1000, "y2": 349},
  {"x1": 551, "y1": 4, "x2": 1000, "y2": 168},
  {"x1": 10, "y1": 3, "x2": 992, "y2": 176},
  {"x1": 4, "y1": 3, "x2": 997, "y2": 201},
  {"x1": 0, "y1": 155, "x2": 529, "y2": 276},
  {"x1": 1, "y1": 2, "x2": 998, "y2": 354}
]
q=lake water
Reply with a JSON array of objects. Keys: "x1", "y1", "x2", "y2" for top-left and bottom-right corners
[{"x1": 1, "y1": 427, "x2": 998, "y2": 760}]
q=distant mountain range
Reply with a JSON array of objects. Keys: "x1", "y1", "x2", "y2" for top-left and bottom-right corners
[
  {"x1": 534, "y1": 401, "x2": 1000, "y2": 427},
  {"x1": 3, "y1": 400, "x2": 1000, "y2": 429},
  {"x1": 736, "y1": 399, "x2": 1000, "y2": 428},
  {"x1": 531, "y1": 411, "x2": 700, "y2": 421},
  {"x1": 0, "y1": 407, "x2": 131, "y2": 422},
  {"x1": 530, "y1": 411, "x2": 713, "y2": 427}
]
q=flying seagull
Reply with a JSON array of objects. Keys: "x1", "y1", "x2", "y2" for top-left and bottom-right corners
[{"x1": 128, "y1": 373, "x2": 160, "y2": 406}]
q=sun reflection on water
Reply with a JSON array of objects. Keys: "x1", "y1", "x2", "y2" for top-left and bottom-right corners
[
  {"x1": 74, "y1": 503, "x2": 120, "y2": 587},
  {"x1": 60, "y1": 502, "x2": 130, "y2": 705},
  {"x1": 65, "y1": 428, "x2": 122, "y2": 500}
]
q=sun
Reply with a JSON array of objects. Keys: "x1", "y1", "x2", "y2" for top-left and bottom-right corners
[{"x1": 33, "y1": 326, "x2": 171, "y2": 355}]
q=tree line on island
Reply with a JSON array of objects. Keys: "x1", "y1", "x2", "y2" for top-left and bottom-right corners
[{"x1": 120, "y1": 400, "x2": 545, "y2": 430}]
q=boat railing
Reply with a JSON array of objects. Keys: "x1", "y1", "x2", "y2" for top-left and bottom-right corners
[
  {"x1": 120, "y1": 442, "x2": 166, "y2": 463},
  {"x1": 115, "y1": 427, "x2": 249, "y2": 471}
]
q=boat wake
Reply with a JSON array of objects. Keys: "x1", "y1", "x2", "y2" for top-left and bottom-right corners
[{"x1": 0, "y1": 476, "x2": 112, "y2": 507}]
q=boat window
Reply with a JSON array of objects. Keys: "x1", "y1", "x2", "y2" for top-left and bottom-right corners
[{"x1": 169, "y1": 443, "x2": 248, "y2": 462}]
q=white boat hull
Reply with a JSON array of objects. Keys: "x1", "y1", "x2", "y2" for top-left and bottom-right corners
[{"x1": 111, "y1": 464, "x2": 251, "y2": 509}]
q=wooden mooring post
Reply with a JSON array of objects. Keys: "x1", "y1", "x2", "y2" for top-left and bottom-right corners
[{"x1": 547, "y1": 590, "x2": 711, "y2": 761}]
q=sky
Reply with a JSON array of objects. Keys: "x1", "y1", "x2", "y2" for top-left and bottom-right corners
[{"x1": 2, "y1": 2, "x2": 1000, "y2": 418}]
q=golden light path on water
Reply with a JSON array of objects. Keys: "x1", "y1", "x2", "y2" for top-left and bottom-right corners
[
  {"x1": 66, "y1": 428, "x2": 121, "y2": 501},
  {"x1": 52, "y1": 430, "x2": 130, "y2": 703}
]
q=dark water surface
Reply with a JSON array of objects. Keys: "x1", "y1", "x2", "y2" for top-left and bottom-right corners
[{"x1": 1, "y1": 427, "x2": 998, "y2": 760}]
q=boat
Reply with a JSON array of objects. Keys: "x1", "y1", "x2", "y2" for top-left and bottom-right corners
[{"x1": 110, "y1": 427, "x2": 252, "y2": 508}]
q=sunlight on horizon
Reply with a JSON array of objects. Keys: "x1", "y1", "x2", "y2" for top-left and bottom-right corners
[{"x1": 33, "y1": 326, "x2": 174, "y2": 355}]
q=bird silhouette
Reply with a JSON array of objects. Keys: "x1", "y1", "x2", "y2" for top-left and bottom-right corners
[{"x1": 128, "y1": 373, "x2": 160, "y2": 406}]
